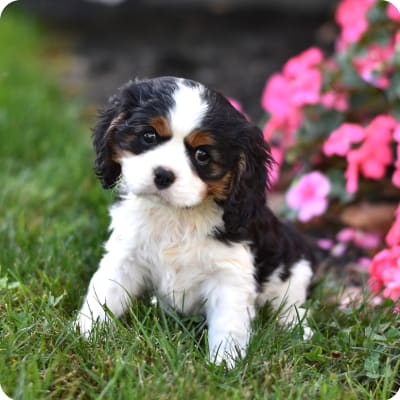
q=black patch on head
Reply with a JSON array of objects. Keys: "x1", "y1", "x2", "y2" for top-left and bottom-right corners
[
  {"x1": 185, "y1": 139, "x2": 233, "y2": 183},
  {"x1": 185, "y1": 91, "x2": 253, "y2": 184},
  {"x1": 113, "y1": 117, "x2": 170, "y2": 156},
  {"x1": 92, "y1": 77, "x2": 179, "y2": 188}
]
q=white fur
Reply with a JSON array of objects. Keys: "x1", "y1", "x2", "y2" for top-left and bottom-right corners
[
  {"x1": 0, "y1": 385, "x2": 13, "y2": 400},
  {"x1": 76, "y1": 195, "x2": 257, "y2": 366},
  {"x1": 257, "y1": 259, "x2": 314, "y2": 339},
  {"x1": 168, "y1": 81, "x2": 208, "y2": 139}
]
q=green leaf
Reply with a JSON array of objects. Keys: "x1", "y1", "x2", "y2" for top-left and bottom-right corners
[
  {"x1": 326, "y1": 169, "x2": 354, "y2": 203},
  {"x1": 364, "y1": 352, "x2": 383, "y2": 379},
  {"x1": 301, "y1": 107, "x2": 343, "y2": 141},
  {"x1": 393, "y1": 47, "x2": 400, "y2": 67},
  {"x1": 386, "y1": 72, "x2": 400, "y2": 102},
  {"x1": 336, "y1": 52, "x2": 368, "y2": 89},
  {"x1": 391, "y1": 99, "x2": 400, "y2": 120},
  {"x1": 366, "y1": 2, "x2": 387, "y2": 24},
  {"x1": 386, "y1": 328, "x2": 400, "y2": 340},
  {"x1": 304, "y1": 346, "x2": 326, "y2": 363}
]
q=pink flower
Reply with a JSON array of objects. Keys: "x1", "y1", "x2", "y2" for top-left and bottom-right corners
[
  {"x1": 344, "y1": 115, "x2": 396, "y2": 193},
  {"x1": 261, "y1": 74, "x2": 303, "y2": 146},
  {"x1": 367, "y1": 114, "x2": 398, "y2": 138},
  {"x1": 396, "y1": 31, "x2": 400, "y2": 47},
  {"x1": 369, "y1": 246, "x2": 400, "y2": 301},
  {"x1": 387, "y1": 3, "x2": 400, "y2": 22},
  {"x1": 361, "y1": 115, "x2": 395, "y2": 177},
  {"x1": 286, "y1": 171, "x2": 331, "y2": 222},
  {"x1": 337, "y1": 227, "x2": 356, "y2": 242},
  {"x1": 323, "y1": 123, "x2": 365, "y2": 157},
  {"x1": 393, "y1": 149, "x2": 400, "y2": 188},
  {"x1": 282, "y1": 47, "x2": 323, "y2": 107},
  {"x1": 345, "y1": 158, "x2": 359, "y2": 194},
  {"x1": 353, "y1": 42, "x2": 394, "y2": 89},
  {"x1": 331, "y1": 242, "x2": 347, "y2": 257},
  {"x1": 354, "y1": 231, "x2": 381, "y2": 249},
  {"x1": 270, "y1": 146, "x2": 284, "y2": 186},
  {"x1": 386, "y1": 206, "x2": 400, "y2": 247},
  {"x1": 262, "y1": 110, "x2": 303, "y2": 147},
  {"x1": 261, "y1": 73, "x2": 292, "y2": 118},
  {"x1": 261, "y1": 47, "x2": 323, "y2": 147},
  {"x1": 337, "y1": 227, "x2": 381, "y2": 249},
  {"x1": 262, "y1": 117, "x2": 281, "y2": 142},
  {"x1": 289, "y1": 68, "x2": 322, "y2": 107},
  {"x1": 393, "y1": 125, "x2": 400, "y2": 188},
  {"x1": 335, "y1": 0, "x2": 375, "y2": 50},
  {"x1": 283, "y1": 47, "x2": 323, "y2": 77},
  {"x1": 317, "y1": 238, "x2": 334, "y2": 250},
  {"x1": 358, "y1": 257, "x2": 372, "y2": 268},
  {"x1": 320, "y1": 90, "x2": 348, "y2": 111},
  {"x1": 392, "y1": 168, "x2": 400, "y2": 187}
]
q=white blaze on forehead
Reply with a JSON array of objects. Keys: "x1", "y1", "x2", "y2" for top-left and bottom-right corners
[{"x1": 169, "y1": 82, "x2": 208, "y2": 138}]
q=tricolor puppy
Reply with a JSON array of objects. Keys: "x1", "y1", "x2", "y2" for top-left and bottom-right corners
[{"x1": 76, "y1": 76, "x2": 314, "y2": 367}]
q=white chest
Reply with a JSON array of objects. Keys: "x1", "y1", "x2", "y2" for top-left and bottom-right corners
[{"x1": 107, "y1": 195, "x2": 234, "y2": 313}]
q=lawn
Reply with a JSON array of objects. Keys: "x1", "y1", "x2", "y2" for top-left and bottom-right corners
[{"x1": 0, "y1": 9, "x2": 399, "y2": 400}]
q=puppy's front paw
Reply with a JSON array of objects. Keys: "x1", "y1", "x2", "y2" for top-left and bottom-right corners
[
  {"x1": 279, "y1": 306, "x2": 313, "y2": 340},
  {"x1": 211, "y1": 349, "x2": 240, "y2": 370},
  {"x1": 74, "y1": 313, "x2": 94, "y2": 339},
  {"x1": 209, "y1": 335, "x2": 247, "y2": 369},
  {"x1": 302, "y1": 324, "x2": 314, "y2": 340}
]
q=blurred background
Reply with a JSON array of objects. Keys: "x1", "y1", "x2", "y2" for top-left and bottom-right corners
[{"x1": 18, "y1": 0, "x2": 340, "y2": 119}]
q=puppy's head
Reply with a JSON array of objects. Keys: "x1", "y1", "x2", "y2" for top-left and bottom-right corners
[{"x1": 93, "y1": 76, "x2": 273, "y2": 216}]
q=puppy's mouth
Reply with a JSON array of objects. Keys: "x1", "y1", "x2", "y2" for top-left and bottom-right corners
[
  {"x1": 145, "y1": 167, "x2": 206, "y2": 208},
  {"x1": 154, "y1": 187, "x2": 206, "y2": 209}
]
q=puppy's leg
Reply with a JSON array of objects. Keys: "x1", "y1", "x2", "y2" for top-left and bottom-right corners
[
  {"x1": 75, "y1": 252, "x2": 145, "y2": 338},
  {"x1": 204, "y1": 261, "x2": 257, "y2": 368},
  {"x1": 258, "y1": 259, "x2": 313, "y2": 339}
]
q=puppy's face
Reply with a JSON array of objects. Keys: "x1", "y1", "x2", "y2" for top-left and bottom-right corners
[{"x1": 94, "y1": 77, "x2": 270, "y2": 210}]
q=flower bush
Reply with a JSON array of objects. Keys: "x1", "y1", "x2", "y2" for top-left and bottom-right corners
[{"x1": 261, "y1": 0, "x2": 400, "y2": 303}]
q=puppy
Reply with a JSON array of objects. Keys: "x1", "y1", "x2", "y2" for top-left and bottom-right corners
[{"x1": 76, "y1": 76, "x2": 314, "y2": 367}]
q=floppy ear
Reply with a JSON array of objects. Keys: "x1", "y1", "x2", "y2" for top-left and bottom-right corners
[
  {"x1": 92, "y1": 95, "x2": 125, "y2": 189},
  {"x1": 222, "y1": 124, "x2": 274, "y2": 238}
]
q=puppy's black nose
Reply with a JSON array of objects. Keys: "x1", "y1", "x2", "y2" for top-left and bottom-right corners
[{"x1": 154, "y1": 167, "x2": 176, "y2": 190}]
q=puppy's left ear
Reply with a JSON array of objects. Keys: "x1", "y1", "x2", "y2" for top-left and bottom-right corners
[
  {"x1": 222, "y1": 123, "x2": 274, "y2": 237},
  {"x1": 92, "y1": 95, "x2": 125, "y2": 189}
]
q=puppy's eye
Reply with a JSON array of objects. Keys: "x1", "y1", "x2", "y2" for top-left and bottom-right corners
[
  {"x1": 194, "y1": 148, "x2": 210, "y2": 166},
  {"x1": 141, "y1": 131, "x2": 158, "y2": 145}
]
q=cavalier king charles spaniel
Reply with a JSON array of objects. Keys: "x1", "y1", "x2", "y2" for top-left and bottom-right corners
[{"x1": 76, "y1": 76, "x2": 315, "y2": 367}]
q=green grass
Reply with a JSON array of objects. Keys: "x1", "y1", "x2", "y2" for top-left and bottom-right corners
[{"x1": 1, "y1": 9, "x2": 400, "y2": 400}]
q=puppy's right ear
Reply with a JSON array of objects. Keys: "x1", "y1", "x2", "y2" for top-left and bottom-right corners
[{"x1": 92, "y1": 95, "x2": 125, "y2": 189}]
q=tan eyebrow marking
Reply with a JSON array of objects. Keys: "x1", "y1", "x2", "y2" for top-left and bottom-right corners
[
  {"x1": 185, "y1": 130, "x2": 215, "y2": 148},
  {"x1": 149, "y1": 116, "x2": 172, "y2": 138}
]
